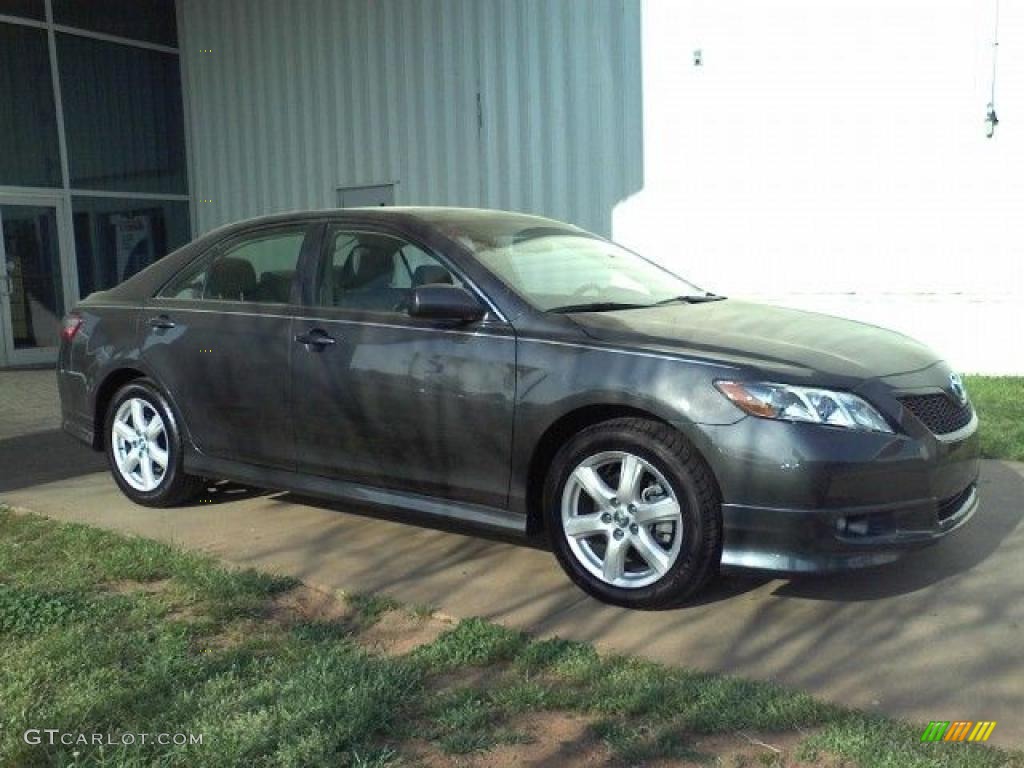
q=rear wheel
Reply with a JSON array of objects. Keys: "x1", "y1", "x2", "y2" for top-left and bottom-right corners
[
  {"x1": 544, "y1": 417, "x2": 722, "y2": 608},
  {"x1": 105, "y1": 379, "x2": 203, "y2": 507}
]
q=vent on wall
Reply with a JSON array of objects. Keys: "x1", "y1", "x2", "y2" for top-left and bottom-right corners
[{"x1": 336, "y1": 183, "x2": 395, "y2": 208}]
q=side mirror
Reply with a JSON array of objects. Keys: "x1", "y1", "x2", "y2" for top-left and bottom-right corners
[{"x1": 409, "y1": 284, "x2": 486, "y2": 322}]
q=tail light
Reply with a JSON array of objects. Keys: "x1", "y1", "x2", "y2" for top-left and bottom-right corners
[{"x1": 61, "y1": 312, "x2": 84, "y2": 342}]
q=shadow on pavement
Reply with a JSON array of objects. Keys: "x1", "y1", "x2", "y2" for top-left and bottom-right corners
[
  {"x1": 0, "y1": 429, "x2": 107, "y2": 493},
  {"x1": 195, "y1": 479, "x2": 271, "y2": 506},
  {"x1": 275, "y1": 491, "x2": 777, "y2": 604},
  {"x1": 266, "y1": 462, "x2": 1024, "y2": 608},
  {"x1": 771, "y1": 460, "x2": 1024, "y2": 601}
]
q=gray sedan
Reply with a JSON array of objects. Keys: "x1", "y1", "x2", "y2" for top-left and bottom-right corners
[{"x1": 57, "y1": 208, "x2": 979, "y2": 608}]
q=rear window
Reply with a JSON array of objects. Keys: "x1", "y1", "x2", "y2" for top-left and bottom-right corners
[{"x1": 160, "y1": 227, "x2": 306, "y2": 303}]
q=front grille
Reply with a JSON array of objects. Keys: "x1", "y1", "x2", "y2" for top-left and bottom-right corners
[
  {"x1": 898, "y1": 393, "x2": 973, "y2": 435},
  {"x1": 937, "y1": 484, "x2": 974, "y2": 523}
]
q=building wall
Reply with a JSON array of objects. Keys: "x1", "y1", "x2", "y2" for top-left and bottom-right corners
[
  {"x1": 179, "y1": 0, "x2": 1021, "y2": 374},
  {"x1": 614, "y1": 0, "x2": 1023, "y2": 374},
  {"x1": 178, "y1": 0, "x2": 643, "y2": 237}
]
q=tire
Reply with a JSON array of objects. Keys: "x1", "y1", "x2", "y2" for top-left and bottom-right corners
[
  {"x1": 104, "y1": 378, "x2": 203, "y2": 507},
  {"x1": 544, "y1": 417, "x2": 722, "y2": 609}
]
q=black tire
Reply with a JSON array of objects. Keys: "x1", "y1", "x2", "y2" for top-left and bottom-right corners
[
  {"x1": 104, "y1": 378, "x2": 203, "y2": 507},
  {"x1": 544, "y1": 417, "x2": 722, "y2": 609}
]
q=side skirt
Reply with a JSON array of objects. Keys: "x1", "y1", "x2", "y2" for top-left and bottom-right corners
[{"x1": 184, "y1": 452, "x2": 527, "y2": 535}]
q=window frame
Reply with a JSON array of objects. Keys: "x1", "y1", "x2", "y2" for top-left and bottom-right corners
[
  {"x1": 310, "y1": 224, "x2": 499, "y2": 323},
  {"x1": 155, "y1": 222, "x2": 314, "y2": 307}
]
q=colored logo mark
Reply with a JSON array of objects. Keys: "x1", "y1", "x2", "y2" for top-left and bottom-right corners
[{"x1": 921, "y1": 721, "x2": 997, "y2": 742}]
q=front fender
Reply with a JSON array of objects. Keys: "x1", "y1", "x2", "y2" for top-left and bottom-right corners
[{"x1": 508, "y1": 337, "x2": 741, "y2": 516}]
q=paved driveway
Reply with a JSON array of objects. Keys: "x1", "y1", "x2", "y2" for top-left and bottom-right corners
[{"x1": 2, "y1": 369, "x2": 1023, "y2": 748}]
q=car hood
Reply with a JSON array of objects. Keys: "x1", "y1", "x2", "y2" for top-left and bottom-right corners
[{"x1": 568, "y1": 299, "x2": 942, "y2": 383}]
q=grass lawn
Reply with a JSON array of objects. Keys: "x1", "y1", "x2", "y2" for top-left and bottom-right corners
[
  {"x1": 1, "y1": 509, "x2": 1021, "y2": 767},
  {"x1": 965, "y1": 376, "x2": 1024, "y2": 462}
]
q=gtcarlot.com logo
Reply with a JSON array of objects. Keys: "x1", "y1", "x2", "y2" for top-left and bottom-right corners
[
  {"x1": 24, "y1": 730, "x2": 203, "y2": 747},
  {"x1": 921, "y1": 721, "x2": 997, "y2": 742}
]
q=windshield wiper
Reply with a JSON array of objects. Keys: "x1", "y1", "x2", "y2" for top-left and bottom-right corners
[
  {"x1": 548, "y1": 294, "x2": 726, "y2": 314},
  {"x1": 547, "y1": 301, "x2": 652, "y2": 314},
  {"x1": 651, "y1": 293, "x2": 726, "y2": 306}
]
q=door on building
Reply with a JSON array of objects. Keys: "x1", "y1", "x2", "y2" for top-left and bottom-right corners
[{"x1": 0, "y1": 195, "x2": 75, "y2": 367}]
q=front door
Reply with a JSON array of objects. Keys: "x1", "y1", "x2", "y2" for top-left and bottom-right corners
[
  {"x1": 291, "y1": 225, "x2": 517, "y2": 508},
  {"x1": 0, "y1": 195, "x2": 75, "y2": 366}
]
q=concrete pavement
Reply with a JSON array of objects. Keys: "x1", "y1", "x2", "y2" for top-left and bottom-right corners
[{"x1": 2, "y1": 369, "x2": 1023, "y2": 748}]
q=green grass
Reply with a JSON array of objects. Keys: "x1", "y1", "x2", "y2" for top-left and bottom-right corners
[
  {"x1": 1, "y1": 508, "x2": 1020, "y2": 768},
  {"x1": 966, "y1": 376, "x2": 1024, "y2": 462}
]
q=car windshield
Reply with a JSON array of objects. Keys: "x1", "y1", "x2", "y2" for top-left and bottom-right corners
[{"x1": 426, "y1": 213, "x2": 707, "y2": 312}]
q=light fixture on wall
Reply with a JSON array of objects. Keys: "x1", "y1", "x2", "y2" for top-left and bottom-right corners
[
  {"x1": 986, "y1": 0, "x2": 1001, "y2": 138},
  {"x1": 985, "y1": 102, "x2": 999, "y2": 139}
]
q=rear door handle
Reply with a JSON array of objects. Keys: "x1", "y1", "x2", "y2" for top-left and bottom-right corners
[
  {"x1": 294, "y1": 328, "x2": 337, "y2": 348},
  {"x1": 148, "y1": 315, "x2": 176, "y2": 329}
]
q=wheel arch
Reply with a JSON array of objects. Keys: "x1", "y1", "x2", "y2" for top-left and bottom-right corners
[
  {"x1": 524, "y1": 404, "x2": 720, "y2": 536},
  {"x1": 92, "y1": 367, "x2": 148, "y2": 449},
  {"x1": 92, "y1": 365, "x2": 190, "y2": 452}
]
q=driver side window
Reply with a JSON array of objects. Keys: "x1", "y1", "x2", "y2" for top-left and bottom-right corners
[{"x1": 317, "y1": 230, "x2": 461, "y2": 312}]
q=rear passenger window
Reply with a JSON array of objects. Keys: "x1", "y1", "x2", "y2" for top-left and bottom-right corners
[
  {"x1": 317, "y1": 230, "x2": 461, "y2": 312},
  {"x1": 161, "y1": 227, "x2": 306, "y2": 303}
]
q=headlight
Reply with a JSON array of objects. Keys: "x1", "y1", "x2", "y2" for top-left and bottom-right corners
[{"x1": 714, "y1": 380, "x2": 893, "y2": 433}]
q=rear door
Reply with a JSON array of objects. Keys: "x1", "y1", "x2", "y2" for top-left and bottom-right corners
[
  {"x1": 291, "y1": 224, "x2": 517, "y2": 508},
  {"x1": 142, "y1": 222, "x2": 317, "y2": 469}
]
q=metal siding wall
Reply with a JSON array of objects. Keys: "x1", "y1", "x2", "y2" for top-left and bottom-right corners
[{"x1": 179, "y1": 0, "x2": 642, "y2": 237}]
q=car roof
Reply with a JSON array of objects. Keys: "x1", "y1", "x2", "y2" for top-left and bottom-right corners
[{"x1": 214, "y1": 206, "x2": 575, "y2": 232}]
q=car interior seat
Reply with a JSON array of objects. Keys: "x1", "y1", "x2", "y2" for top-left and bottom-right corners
[
  {"x1": 411, "y1": 264, "x2": 454, "y2": 287},
  {"x1": 205, "y1": 257, "x2": 258, "y2": 301},
  {"x1": 251, "y1": 270, "x2": 294, "y2": 303},
  {"x1": 339, "y1": 245, "x2": 393, "y2": 292},
  {"x1": 333, "y1": 242, "x2": 405, "y2": 311}
]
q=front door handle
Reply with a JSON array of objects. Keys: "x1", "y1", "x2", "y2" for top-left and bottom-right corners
[
  {"x1": 148, "y1": 315, "x2": 176, "y2": 329},
  {"x1": 294, "y1": 328, "x2": 337, "y2": 348}
]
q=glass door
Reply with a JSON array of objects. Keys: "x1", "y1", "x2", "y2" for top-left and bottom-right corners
[{"x1": 0, "y1": 194, "x2": 74, "y2": 366}]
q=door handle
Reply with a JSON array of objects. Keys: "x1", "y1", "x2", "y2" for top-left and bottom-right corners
[
  {"x1": 294, "y1": 328, "x2": 337, "y2": 348},
  {"x1": 148, "y1": 315, "x2": 176, "y2": 329}
]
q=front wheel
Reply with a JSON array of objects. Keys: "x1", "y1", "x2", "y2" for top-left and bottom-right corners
[
  {"x1": 105, "y1": 378, "x2": 203, "y2": 507},
  {"x1": 544, "y1": 417, "x2": 722, "y2": 608}
]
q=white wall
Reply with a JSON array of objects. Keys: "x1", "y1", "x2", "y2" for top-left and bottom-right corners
[
  {"x1": 179, "y1": 0, "x2": 1021, "y2": 373},
  {"x1": 615, "y1": 0, "x2": 1023, "y2": 374}
]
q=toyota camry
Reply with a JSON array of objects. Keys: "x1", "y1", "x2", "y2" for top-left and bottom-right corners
[{"x1": 58, "y1": 208, "x2": 980, "y2": 608}]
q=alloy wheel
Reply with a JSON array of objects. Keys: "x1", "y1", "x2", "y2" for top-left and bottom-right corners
[
  {"x1": 560, "y1": 450, "x2": 684, "y2": 588},
  {"x1": 111, "y1": 397, "x2": 169, "y2": 492}
]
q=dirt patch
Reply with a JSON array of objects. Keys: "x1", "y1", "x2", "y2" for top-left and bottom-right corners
[
  {"x1": 402, "y1": 711, "x2": 609, "y2": 768},
  {"x1": 196, "y1": 618, "x2": 264, "y2": 653},
  {"x1": 426, "y1": 664, "x2": 508, "y2": 695},
  {"x1": 265, "y1": 584, "x2": 356, "y2": 626},
  {"x1": 397, "y1": 713, "x2": 826, "y2": 768},
  {"x1": 164, "y1": 603, "x2": 203, "y2": 623},
  {"x1": 647, "y1": 728, "x2": 828, "y2": 768},
  {"x1": 359, "y1": 609, "x2": 453, "y2": 656},
  {"x1": 103, "y1": 578, "x2": 172, "y2": 595},
  {"x1": 265, "y1": 586, "x2": 452, "y2": 656}
]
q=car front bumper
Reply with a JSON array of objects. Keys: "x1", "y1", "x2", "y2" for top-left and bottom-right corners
[
  {"x1": 692, "y1": 399, "x2": 981, "y2": 573},
  {"x1": 719, "y1": 479, "x2": 979, "y2": 571}
]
